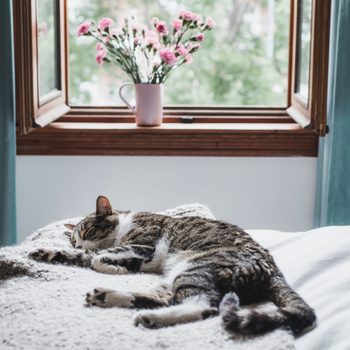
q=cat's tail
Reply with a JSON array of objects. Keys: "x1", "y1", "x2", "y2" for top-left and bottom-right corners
[{"x1": 219, "y1": 275, "x2": 316, "y2": 336}]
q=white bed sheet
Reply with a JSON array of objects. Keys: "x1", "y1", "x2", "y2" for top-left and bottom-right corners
[
  {"x1": 1, "y1": 208, "x2": 349, "y2": 349},
  {"x1": 248, "y1": 226, "x2": 350, "y2": 350}
]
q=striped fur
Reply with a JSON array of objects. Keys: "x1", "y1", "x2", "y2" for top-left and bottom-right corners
[{"x1": 29, "y1": 196, "x2": 316, "y2": 336}]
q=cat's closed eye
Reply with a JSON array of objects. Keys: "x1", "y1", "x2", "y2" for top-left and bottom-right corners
[{"x1": 83, "y1": 227, "x2": 95, "y2": 240}]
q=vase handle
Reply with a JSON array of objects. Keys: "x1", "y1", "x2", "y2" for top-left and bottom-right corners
[{"x1": 119, "y1": 83, "x2": 135, "y2": 112}]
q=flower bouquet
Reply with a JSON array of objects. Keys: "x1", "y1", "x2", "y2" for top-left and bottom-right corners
[{"x1": 77, "y1": 11, "x2": 215, "y2": 126}]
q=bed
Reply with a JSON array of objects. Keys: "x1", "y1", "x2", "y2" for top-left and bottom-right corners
[{"x1": 0, "y1": 204, "x2": 349, "y2": 350}]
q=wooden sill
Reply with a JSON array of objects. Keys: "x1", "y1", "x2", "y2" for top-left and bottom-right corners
[{"x1": 17, "y1": 120, "x2": 318, "y2": 157}]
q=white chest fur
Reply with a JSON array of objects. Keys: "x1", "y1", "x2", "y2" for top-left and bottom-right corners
[{"x1": 115, "y1": 212, "x2": 134, "y2": 244}]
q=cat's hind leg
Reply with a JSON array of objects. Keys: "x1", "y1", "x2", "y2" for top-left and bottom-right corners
[
  {"x1": 220, "y1": 274, "x2": 316, "y2": 336},
  {"x1": 134, "y1": 270, "x2": 220, "y2": 329},
  {"x1": 134, "y1": 294, "x2": 218, "y2": 329}
]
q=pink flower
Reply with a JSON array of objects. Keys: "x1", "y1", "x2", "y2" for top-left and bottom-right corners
[
  {"x1": 146, "y1": 36, "x2": 160, "y2": 49},
  {"x1": 185, "y1": 54, "x2": 193, "y2": 64},
  {"x1": 176, "y1": 44, "x2": 188, "y2": 56},
  {"x1": 96, "y1": 48, "x2": 107, "y2": 65},
  {"x1": 172, "y1": 19, "x2": 182, "y2": 31},
  {"x1": 190, "y1": 43, "x2": 201, "y2": 52},
  {"x1": 77, "y1": 21, "x2": 91, "y2": 37},
  {"x1": 98, "y1": 17, "x2": 113, "y2": 30},
  {"x1": 153, "y1": 56, "x2": 161, "y2": 67},
  {"x1": 156, "y1": 21, "x2": 168, "y2": 35},
  {"x1": 110, "y1": 28, "x2": 120, "y2": 37},
  {"x1": 206, "y1": 17, "x2": 216, "y2": 29},
  {"x1": 159, "y1": 48, "x2": 177, "y2": 66},
  {"x1": 146, "y1": 30, "x2": 158, "y2": 38},
  {"x1": 193, "y1": 14, "x2": 203, "y2": 25},
  {"x1": 95, "y1": 43, "x2": 104, "y2": 51},
  {"x1": 131, "y1": 23, "x2": 140, "y2": 32},
  {"x1": 196, "y1": 33, "x2": 205, "y2": 41},
  {"x1": 179, "y1": 10, "x2": 195, "y2": 21}
]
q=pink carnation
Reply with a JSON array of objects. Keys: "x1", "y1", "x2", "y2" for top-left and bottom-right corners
[
  {"x1": 131, "y1": 23, "x2": 140, "y2": 32},
  {"x1": 193, "y1": 14, "x2": 203, "y2": 25},
  {"x1": 110, "y1": 28, "x2": 120, "y2": 37},
  {"x1": 96, "y1": 48, "x2": 107, "y2": 65},
  {"x1": 153, "y1": 56, "x2": 161, "y2": 67},
  {"x1": 179, "y1": 10, "x2": 195, "y2": 21},
  {"x1": 98, "y1": 17, "x2": 113, "y2": 30},
  {"x1": 159, "y1": 48, "x2": 177, "y2": 66},
  {"x1": 206, "y1": 17, "x2": 216, "y2": 29},
  {"x1": 185, "y1": 54, "x2": 193, "y2": 64},
  {"x1": 196, "y1": 33, "x2": 205, "y2": 41},
  {"x1": 156, "y1": 21, "x2": 168, "y2": 35},
  {"x1": 95, "y1": 43, "x2": 104, "y2": 51},
  {"x1": 146, "y1": 30, "x2": 158, "y2": 38},
  {"x1": 176, "y1": 44, "x2": 188, "y2": 56},
  {"x1": 77, "y1": 21, "x2": 91, "y2": 37},
  {"x1": 192, "y1": 13, "x2": 203, "y2": 22},
  {"x1": 172, "y1": 19, "x2": 183, "y2": 31},
  {"x1": 190, "y1": 43, "x2": 201, "y2": 52},
  {"x1": 146, "y1": 36, "x2": 160, "y2": 49}
]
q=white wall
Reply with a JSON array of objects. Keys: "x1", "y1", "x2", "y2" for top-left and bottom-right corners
[{"x1": 16, "y1": 156, "x2": 318, "y2": 242}]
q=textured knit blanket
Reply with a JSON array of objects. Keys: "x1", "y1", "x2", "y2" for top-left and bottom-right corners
[{"x1": 0, "y1": 204, "x2": 295, "y2": 350}]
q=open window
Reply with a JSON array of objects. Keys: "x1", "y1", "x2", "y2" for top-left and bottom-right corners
[
  {"x1": 14, "y1": 0, "x2": 331, "y2": 155},
  {"x1": 14, "y1": 0, "x2": 70, "y2": 135},
  {"x1": 287, "y1": 0, "x2": 331, "y2": 135}
]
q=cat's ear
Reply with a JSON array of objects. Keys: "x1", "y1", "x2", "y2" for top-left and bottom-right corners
[
  {"x1": 96, "y1": 195, "x2": 112, "y2": 216},
  {"x1": 64, "y1": 224, "x2": 75, "y2": 231}
]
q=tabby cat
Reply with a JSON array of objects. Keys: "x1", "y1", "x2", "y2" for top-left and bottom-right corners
[{"x1": 29, "y1": 196, "x2": 316, "y2": 336}]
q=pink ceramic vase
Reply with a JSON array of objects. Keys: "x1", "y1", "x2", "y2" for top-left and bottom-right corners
[{"x1": 119, "y1": 83, "x2": 163, "y2": 126}]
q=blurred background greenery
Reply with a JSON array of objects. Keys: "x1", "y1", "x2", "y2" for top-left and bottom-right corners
[{"x1": 67, "y1": 0, "x2": 290, "y2": 107}]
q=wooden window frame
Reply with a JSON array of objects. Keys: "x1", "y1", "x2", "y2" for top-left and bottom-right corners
[{"x1": 14, "y1": 0, "x2": 330, "y2": 156}]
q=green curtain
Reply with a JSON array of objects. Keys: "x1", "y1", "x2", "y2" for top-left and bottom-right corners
[
  {"x1": 315, "y1": 0, "x2": 350, "y2": 226},
  {"x1": 0, "y1": 0, "x2": 17, "y2": 245}
]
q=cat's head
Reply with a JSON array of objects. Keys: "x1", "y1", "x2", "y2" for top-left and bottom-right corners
[{"x1": 64, "y1": 195, "x2": 119, "y2": 251}]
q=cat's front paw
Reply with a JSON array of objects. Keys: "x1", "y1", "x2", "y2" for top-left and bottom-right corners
[
  {"x1": 28, "y1": 248, "x2": 57, "y2": 262},
  {"x1": 91, "y1": 255, "x2": 128, "y2": 275},
  {"x1": 85, "y1": 288, "x2": 134, "y2": 308}
]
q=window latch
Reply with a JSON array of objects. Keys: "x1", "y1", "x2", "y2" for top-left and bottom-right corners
[{"x1": 181, "y1": 116, "x2": 194, "y2": 124}]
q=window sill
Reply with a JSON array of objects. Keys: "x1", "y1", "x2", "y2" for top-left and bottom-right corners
[{"x1": 16, "y1": 119, "x2": 318, "y2": 157}]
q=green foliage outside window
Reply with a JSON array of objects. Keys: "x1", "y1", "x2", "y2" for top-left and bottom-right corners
[{"x1": 68, "y1": 0, "x2": 290, "y2": 107}]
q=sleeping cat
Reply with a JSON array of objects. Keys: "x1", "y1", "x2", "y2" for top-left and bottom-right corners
[{"x1": 29, "y1": 196, "x2": 316, "y2": 336}]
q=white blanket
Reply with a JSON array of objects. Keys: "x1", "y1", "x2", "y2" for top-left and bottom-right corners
[
  {"x1": 1, "y1": 204, "x2": 349, "y2": 350},
  {"x1": 249, "y1": 227, "x2": 350, "y2": 350}
]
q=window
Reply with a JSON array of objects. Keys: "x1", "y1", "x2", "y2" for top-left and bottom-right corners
[
  {"x1": 14, "y1": 0, "x2": 331, "y2": 156},
  {"x1": 68, "y1": 0, "x2": 290, "y2": 107}
]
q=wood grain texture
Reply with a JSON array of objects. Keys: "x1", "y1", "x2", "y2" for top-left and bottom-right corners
[
  {"x1": 289, "y1": 0, "x2": 331, "y2": 135},
  {"x1": 13, "y1": 0, "x2": 326, "y2": 155},
  {"x1": 13, "y1": 0, "x2": 70, "y2": 135},
  {"x1": 17, "y1": 122, "x2": 318, "y2": 156}
]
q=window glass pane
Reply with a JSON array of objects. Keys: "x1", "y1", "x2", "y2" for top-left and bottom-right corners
[
  {"x1": 68, "y1": 0, "x2": 290, "y2": 107},
  {"x1": 295, "y1": 0, "x2": 312, "y2": 102},
  {"x1": 37, "y1": 0, "x2": 60, "y2": 98}
]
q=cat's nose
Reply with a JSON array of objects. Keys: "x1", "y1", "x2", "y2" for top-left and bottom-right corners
[{"x1": 76, "y1": 245, "x2": 82, "y2": 249}]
